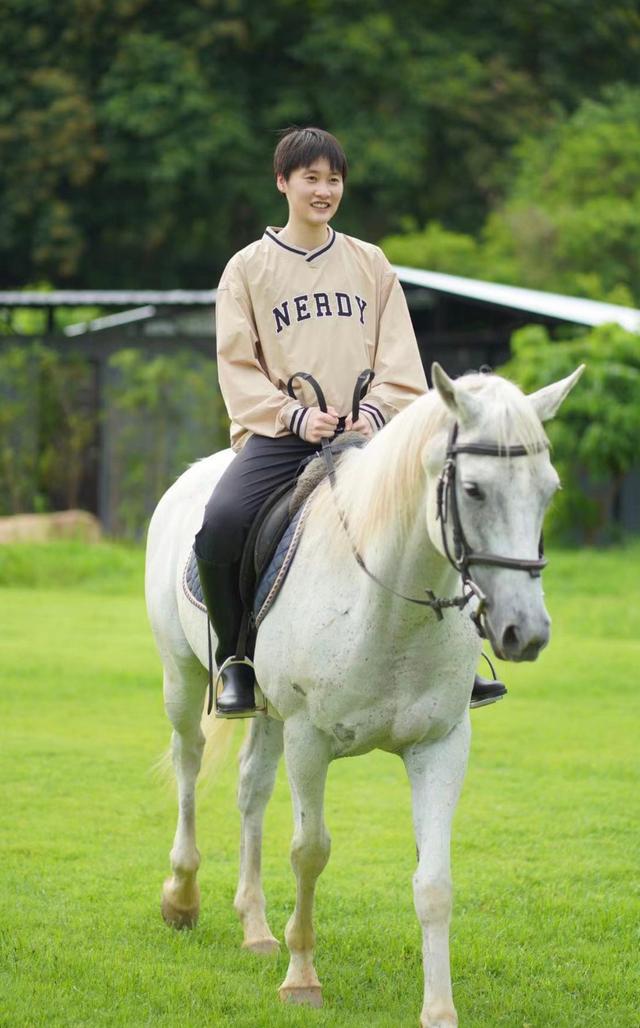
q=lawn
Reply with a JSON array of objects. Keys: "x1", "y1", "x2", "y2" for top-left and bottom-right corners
[{"x1": 0, "y1": 541, "x2": 638, "y2": 1027}]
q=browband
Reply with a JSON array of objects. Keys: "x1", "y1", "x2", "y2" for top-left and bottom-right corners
[{"x1": 448, "y1": 441, "x2": 549, "y2": 458}]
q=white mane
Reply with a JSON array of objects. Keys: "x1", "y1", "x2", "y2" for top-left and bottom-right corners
[{"x1": 307, "y1": 373, "x2": 549, "y2": 552}]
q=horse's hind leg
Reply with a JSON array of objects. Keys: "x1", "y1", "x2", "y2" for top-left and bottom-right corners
[
  {"x1": 161, "y1": 660, "x2": 207, "y2": 930},
  {"x1": 235, "y1": 716, "x2": 283, "y2": 953}
]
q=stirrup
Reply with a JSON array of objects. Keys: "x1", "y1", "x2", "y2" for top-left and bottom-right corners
[
  {"x1": 470, "y1": 653, "x2": 507, "y2": 709},
  {"x1": 214, "y1": 657, "x2": 267, "y2": 719}
]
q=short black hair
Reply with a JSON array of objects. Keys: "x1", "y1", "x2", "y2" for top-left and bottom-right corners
[{"x1": 274, "y1": 127, "x2": 348, "y2": 182}]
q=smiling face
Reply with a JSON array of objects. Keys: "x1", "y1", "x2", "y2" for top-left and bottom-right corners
[{"x1": 276, "y1": 158, "x2": 344, "y2": 232}]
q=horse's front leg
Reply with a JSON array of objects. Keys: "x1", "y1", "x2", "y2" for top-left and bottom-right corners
[
  {"x1": 234, "y1": 716, "x2": 283, "y2": 953},
  {"x1": 279, "y1": 718, "x2": 332, "y2": 1008},
  {"x1": 403, "y1": 717, "x2": 471, "y2": 1028}
]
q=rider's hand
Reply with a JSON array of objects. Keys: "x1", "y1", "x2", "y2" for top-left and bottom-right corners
[
  {"x1": 344, "y1": 413, "x2": 374, "y2": 439},
  {"x1": 303, "y1": 406, "x2": 340, "y2": 443}
]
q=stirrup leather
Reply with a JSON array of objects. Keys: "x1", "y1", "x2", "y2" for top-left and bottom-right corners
[{"x1": 214, "y1": 656, "x2": 267, "y2": 716}]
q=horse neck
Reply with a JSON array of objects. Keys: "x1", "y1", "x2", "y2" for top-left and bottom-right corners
[{"x1": 332, "y1": 406, "x2": 456, "y2": 597}]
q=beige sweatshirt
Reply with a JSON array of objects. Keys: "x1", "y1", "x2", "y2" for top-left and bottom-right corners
[{"x1": 215, "y1": 226, "x2": 428, "y2": 450}]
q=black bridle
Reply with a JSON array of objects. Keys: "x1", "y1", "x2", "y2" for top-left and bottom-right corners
[
  {"x1": 438, "y1": 421, "x2": 548, "y2": 578},
  {"x1": 287, "y1": 371, "x2": 549, "y2": 639},
  {"x1": 434, "y1": 422, "x2": 548, "y2": 635}
]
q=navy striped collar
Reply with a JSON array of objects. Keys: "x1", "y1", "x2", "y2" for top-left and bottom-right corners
[{"x1": 264, "y1": 226, "x2": 337, "y2": 262}]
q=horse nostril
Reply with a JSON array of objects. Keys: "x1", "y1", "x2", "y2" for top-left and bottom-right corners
[
  {"x1": 502, "y1": 625, "x2": 519, "y2": 651},
  {"x1": 521, "y1": 638, "x2": 546, "y2": 660}
]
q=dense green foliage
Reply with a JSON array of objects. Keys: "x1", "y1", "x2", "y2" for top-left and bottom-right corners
[
  {"x1": 0, "y1": 345, "x2": 39, "y2": 512},
  {"x1": 4, "y1": 331, "x2": 638, "y2": 542},
  {"x1": 0, "y1": 345, "x2": 228, "y2": 533},
  {"x1": 1, "y1": 541, "x2": 638, "y2": 1025},
  {"x1": 382, "y1": 85, "x2": 640, "y2": 304},
  {"x1": 499, "y1": 323, "x2": 640, "y2": 540},
  {"x1": 483, "y1": 85, "x2": 640, "y2": 303},
  {"x1": 0, "y1": 342, "x2": 96, "y2": 513},
  {"x1": 105, "y1": 348, "x2": 227, "y2": 537},
  {"x1": 2, "y1": 0, "x2": 639, "y2": 287}
]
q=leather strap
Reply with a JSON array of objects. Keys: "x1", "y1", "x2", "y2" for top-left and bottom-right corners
[
  {"x1": 449, "y1": 441, "x2": 548, "y2": 457},
  {"x1": 288, "y1": 368, "x2": 376, "y2": 428},
  {"x1": 439, "y1": 422, "x2": 548, "y2": 580},
  {"x1": 351, "y1": 369, "x2": 375, "y2": 423},
  {"x1": 287, "y1": 371, "x2": 327, "y2": 412}
]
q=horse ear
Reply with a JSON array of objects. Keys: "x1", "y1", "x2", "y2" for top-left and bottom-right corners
[
  {"x1": 431, "y1": 362, "x2": 482, "y2": 424},
  {"x1": 528, "y1": 364, "x2": 585, "y2": 423}
]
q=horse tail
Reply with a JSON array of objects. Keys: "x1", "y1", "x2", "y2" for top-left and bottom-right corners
[
  {"x1": 152, "y1": 707, "x2": 240, "y2": 791},
  {"x1": 198, "y1": 712, "x2": 239, "y2": 785}
]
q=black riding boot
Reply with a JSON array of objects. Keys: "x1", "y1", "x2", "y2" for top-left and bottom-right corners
[
  {"x1": 194, "y1": 553, "x2": 257, "y2": 718},
  {"x1": 470, "y1": 673, "x2": 507, "y2": 708}
]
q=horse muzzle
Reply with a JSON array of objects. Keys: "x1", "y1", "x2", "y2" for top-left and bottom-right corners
[{"x1": 484, "y1": 608, "x2": 551, "y2": 662}]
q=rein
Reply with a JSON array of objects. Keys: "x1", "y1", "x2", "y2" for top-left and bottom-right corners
[{"x1": 287, "y1": 371, "x2": 549, "y2": 637}]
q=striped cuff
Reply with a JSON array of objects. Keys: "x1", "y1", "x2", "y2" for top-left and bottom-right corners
[
  {"x1": 360, "y1": 402, "x2": 386, "y2": 432},
  {"x1": 289, "y1": 405, "x2": 310, "y2": 439}
]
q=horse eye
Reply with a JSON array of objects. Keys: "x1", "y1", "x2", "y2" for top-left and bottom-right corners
[{"x1": 463, "y1": 482, "x2": 484, "y2": 500}]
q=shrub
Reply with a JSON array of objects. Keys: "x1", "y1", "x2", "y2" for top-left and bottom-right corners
[
  {"x1": 0, "y1": 343, "x2": 228, "y2": 538},
  {"x1": 499, "y1": 323, "x2": 640, "y2": 542},
  {"x1": 0, "y1": 343, "x2": 99, "y2": 515},
  {"x1": 106, "y1": 348, "x2": 228, "y2": 538},
  {"x1": 0, "y1": 345, "x2": 41, "y2": 514}
]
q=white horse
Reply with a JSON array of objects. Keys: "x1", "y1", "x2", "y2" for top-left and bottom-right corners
[{"x1": 145, "y1": 363, "x2": 582, "y2": 1027}]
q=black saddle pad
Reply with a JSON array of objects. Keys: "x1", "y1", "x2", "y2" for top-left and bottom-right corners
[
  {"x1": 185, "y1": 433, "x2": 368, "y2": 620},
  {"x1": 239, "y1": 478, "x2": 298, "y2": 610},
  {"x1": 241, "y1": 432, "x2": 368, "y2": 604},
  {"x1": 183, "y1": 477, "x2": 301, "y2": 614}
]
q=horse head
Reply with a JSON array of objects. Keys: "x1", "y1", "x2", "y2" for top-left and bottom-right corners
[{"x1": 427, "y1": 362, "x2": 584, "y2": 662}]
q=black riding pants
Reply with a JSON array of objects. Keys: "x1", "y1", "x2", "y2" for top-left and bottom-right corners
[{"x1": 194, "y1": 434, "x2": 321, "y2": 565}]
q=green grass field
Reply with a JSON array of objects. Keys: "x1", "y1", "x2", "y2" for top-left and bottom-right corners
[{"x1": 1, "y1": 541, "x2": 638, "y2": 1027}]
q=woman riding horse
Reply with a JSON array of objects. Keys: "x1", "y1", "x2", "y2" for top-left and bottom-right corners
[{"x1": 194, "y1": 126, "x2": 505, "y2": 717}]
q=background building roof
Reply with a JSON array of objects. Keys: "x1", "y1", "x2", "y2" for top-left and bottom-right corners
[
  {"x1": 394, "y1": 266, "x2": 640, "y2": 332},
  {"x1": 1, "y1": 271, "x2": 639, "y2": 332}
]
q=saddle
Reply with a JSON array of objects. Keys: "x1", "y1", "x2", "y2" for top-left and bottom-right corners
[
  {"x1": 241, "y1": 431, "x2": 367, "y2": 625},
  {"x1": 183, "y1": 433, "x2": 367, "y2": 642},
  {"x1": 241, "y1": 368, "x2": 375, "y2": 619}
]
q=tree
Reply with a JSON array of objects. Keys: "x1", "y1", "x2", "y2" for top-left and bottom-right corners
[
  {"x1": 381, "y1": 86, "x2": 640, "y2": 307},
  {"x1": 482, "y1": 85, "x2": 640, "y2": 305},
  {"x1": 499, "y1": 323, "x2": 640, "y2": 541},
  {"x1": 380, "y1": 221, "x2": 483, "y2": 277},
  {"x1": 2, "y1": 0, "x2": 639, "y2": 287}
]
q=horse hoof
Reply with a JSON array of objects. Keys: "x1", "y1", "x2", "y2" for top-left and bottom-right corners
[
  {"x1": 161, "y1": 883, "x2": 200, "y2": 930},
  {"x1": 420, "y1": 1011, "x2": 458, "y2": 1028},
  {"x1": 243, "y1": 937, "x2": 280, "y2": 955},
  {"x1": 279, "y1": 986, "x2": 323, "y2": 1008}
]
